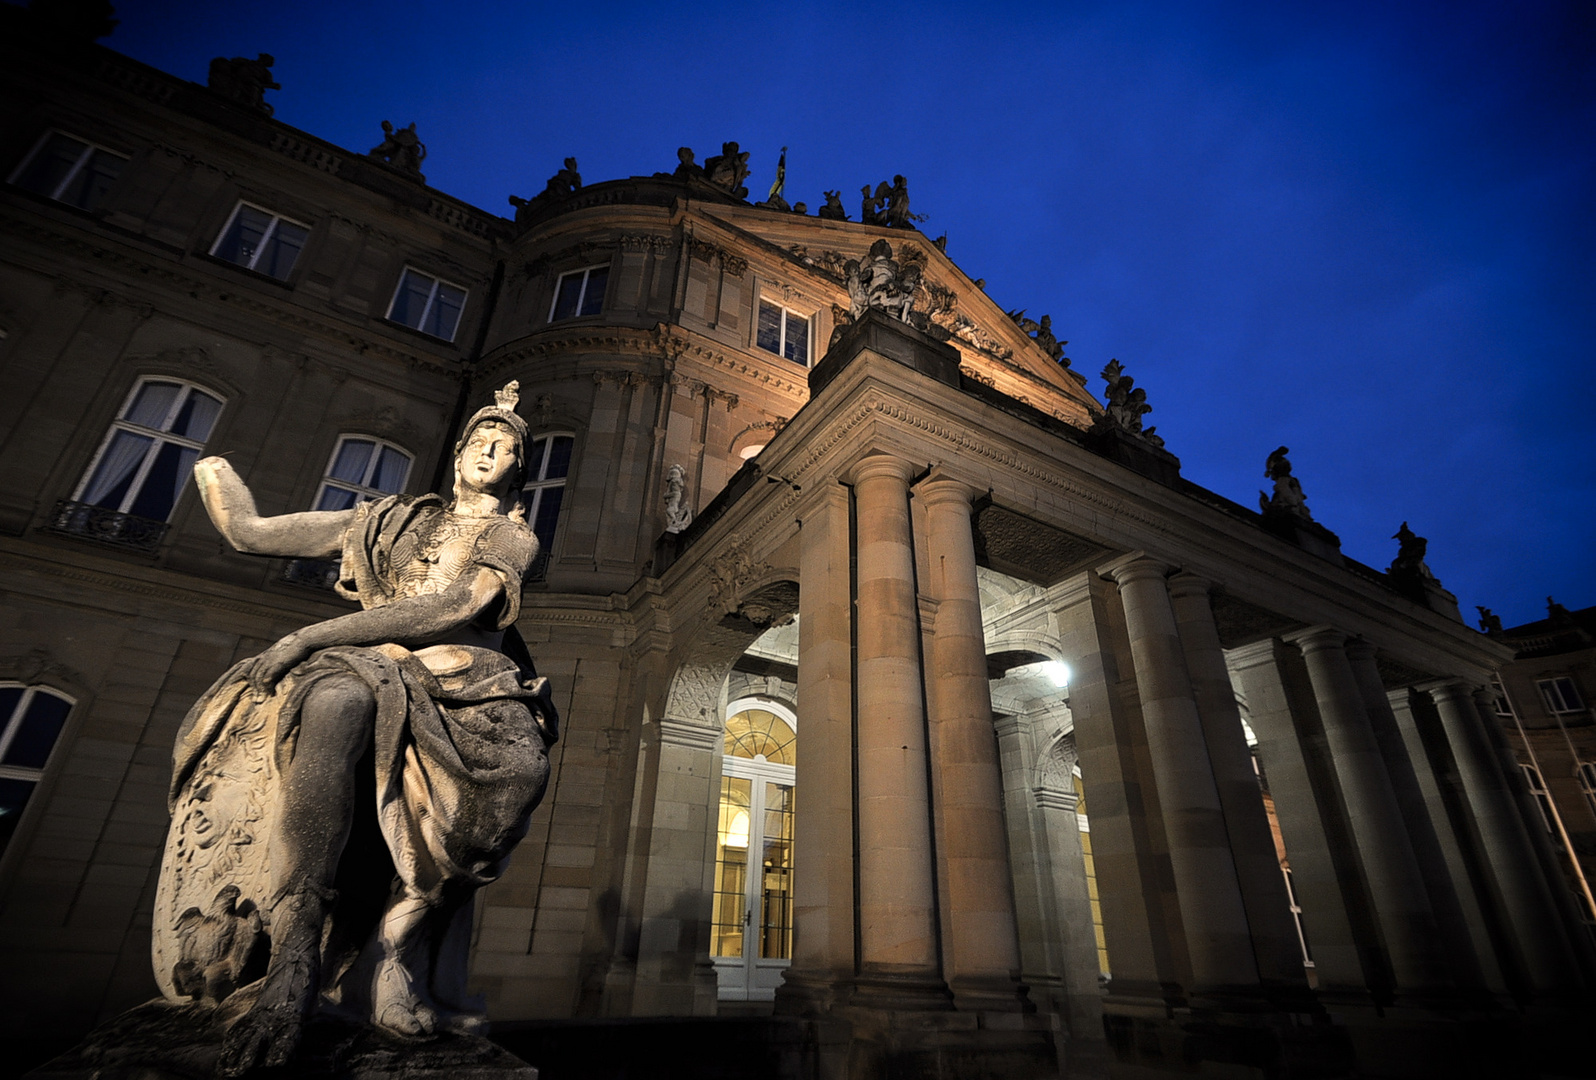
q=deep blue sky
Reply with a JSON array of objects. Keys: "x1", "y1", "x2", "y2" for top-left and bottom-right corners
[{"x1": 106, "y1": 0, "x2": 1594, "y2": 628}]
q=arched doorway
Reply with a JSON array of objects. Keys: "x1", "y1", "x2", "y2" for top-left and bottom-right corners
[{"x1": 710, "y1": 697, "x2": 797, "y2": 1001}]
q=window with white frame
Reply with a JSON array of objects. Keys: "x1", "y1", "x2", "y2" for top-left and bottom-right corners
[
  {"x1": 522, "y1": 433, "x2": 574, "y2": 575},
  {"x1": 211, "y1": 201, "x2": 310, "y2": 281},
  {"x1": 1579, "y1": 762, "x2": 1596, "y2": 821},
  {"x1": 387, "y1": 268, "x2": 468, "y2": 341},
  {"x1": 8, "y1": 130, "x2": 127, "y2": 211},
  {"x1": 1521, "y1": 762, "x2": 1555, "y2": 832},
  {"x1": 550, "y1": 264, "x2": 608, "y2": 321},
  {"x1": 1537, "y1": 676, "x2": 1586, "y2": 715},
  {"x1": 0, "y1": 684, "x2": 74, "y2": 858},
  {"x1": 313, "y1": 436, "x2": 412, "y2": 510},
  {"x1": 756, "y1": 299, "x2": 811, "y2": 366},
  {"x1": 72, "y1": 378, "x2": 223, "y2": 525}
]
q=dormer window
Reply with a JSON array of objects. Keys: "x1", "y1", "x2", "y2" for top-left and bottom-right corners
[{"x1": 550, "y1": 265, "x2": 608, "y2": 321}]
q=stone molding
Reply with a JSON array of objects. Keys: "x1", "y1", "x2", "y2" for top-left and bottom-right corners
[{"x1": 656, "y1": 717, "x2": 721, "y2": 752}]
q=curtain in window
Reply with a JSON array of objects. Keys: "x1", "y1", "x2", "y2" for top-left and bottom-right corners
[{"x1": 81, "y1": 431, "x2": 153, "y2": 508}]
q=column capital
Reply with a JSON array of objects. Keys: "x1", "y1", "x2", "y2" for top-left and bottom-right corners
[
  {"x1": 847, "y1": 452, "x2": 916, "y2": 486},
  {"x1": 1099, "y1": 552, "x2": 1171, "y2": 587},
  {"x1": 1166, "y1": 571, "x2": 1216, "y2": 600},
  {"x1": 1342, "y1": 637, "x2": 1378, "y2": 663},
  {"x1": 1418, "y1": 679, "x2": 1473, "y2": 706},
  {"x1": 913, "y1": 468, "x2": 984, "y2": 509},
  {"x1": 1283, "y1": 625, "x2": 1347, "y2": 654}
]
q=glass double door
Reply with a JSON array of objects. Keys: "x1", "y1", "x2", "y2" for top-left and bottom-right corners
[{"x1": 710, "y1": 758, "x2": 796, "y2": 1001}]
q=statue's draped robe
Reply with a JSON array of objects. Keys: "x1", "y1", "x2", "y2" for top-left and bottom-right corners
[{"x1": 152, "y1": 495, "x2": 555, "y2": 1012}]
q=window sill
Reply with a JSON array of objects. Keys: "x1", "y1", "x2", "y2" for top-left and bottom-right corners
[{"x1": 199, "y1": 252, "x2": 298, "y2": 290}]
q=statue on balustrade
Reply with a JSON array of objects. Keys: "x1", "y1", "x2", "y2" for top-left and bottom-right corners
[
  {"x1": 207, "y1": 53, "x2": 279, "y2": 115},
  {"x1": 153, "y1": 382, "x2": 557, "y2": 1075},
  {"x1": 1259, "y1": 445, "x2": 1313, "y2": 523},
  {"x1": 703, "y1": 141, "x2": 751, "y2": 199},
  {"x1": 368, "y1": 120, "x2": 426, "y2": 178},
  {"x1": 1097, "y1": 359, "x2": 1163, "y2": 447}
]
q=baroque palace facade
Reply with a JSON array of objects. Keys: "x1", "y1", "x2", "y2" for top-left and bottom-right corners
[{"x1": 1, "y1": 9, "x2": 1591, "y2": 1078}]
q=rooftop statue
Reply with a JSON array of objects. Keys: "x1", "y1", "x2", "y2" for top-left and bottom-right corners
[
  {"x1": 368, "y1": 120, "x2": 426, "y2": 179},
  {"x1": 702, "y1": 141, "x2": 751, "y2": 199},
  {"x1": 860, "y1": 181, "x2": 889, "y2": 226},
  {"x1": 206, "y1": 53, "x2": 279, "y2": 116},
  {"x1": 1015, "y1": 312, "x2": 1068, "y2": 366},
  {"x1": 1259, "y1": 445, "x2": 1313, "y2": 522},
  {"x1": 1389, "y1": 521, "x2": 1438, "y2": 582},
  {"x1": 1476, "y1": 606, "x2": 1503, "y2": 634},
  {"x1": 817, "y1": 190, "x2": 848, "y2": 220},
  {"x1": 884, "y1": 174, "x2": 925, "y2": 229},
  {"x1": 509, "y1": 157, "x2": 582, "y2": 222},
  {"x1": 155, "y1": 382, "x2": 557, "y2": 1075},
  {"x1": 672, "y1": 146, "x2": 704, "y2": 180},
  {"x1": 1097, "y1": 359, "x2": 1163, "y2": 447}
]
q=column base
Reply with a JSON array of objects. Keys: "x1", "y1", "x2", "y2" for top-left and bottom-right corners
[{"x1": 947, "y1": 973, "x2": 1035, "y2": 1013}]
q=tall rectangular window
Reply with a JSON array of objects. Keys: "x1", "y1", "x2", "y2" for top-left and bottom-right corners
[
  {"x1": 387, "y1": 268, "x2": 467, "y2": 341},
  {"x1": 53, "y1": 379, "x2": 223, "y2": 551},
  {"x1": 756, "y1": 300, "x2": 810, "y2": 366},
  {"x1": 1521, "y1": 763, "x2": 1556, "y2": 832},
  {"x1": 523, "y1": 433, "x2": 574, "y2": 578},
  {"x1": 8, "y1": 130, "x2": 127, "y2": 211},
  {"x1": 550, "y1": 265, "x2": 608, "y2": 321},
  {"x1": 211, "y1": 202, "x2": 310, "y2": 281},
  {"x1": 0, "y1": 685, "x2": 75, "y2": 858},
  {"x1": 1538, "y1": 677, "x2": 1585, "y2": 715}
]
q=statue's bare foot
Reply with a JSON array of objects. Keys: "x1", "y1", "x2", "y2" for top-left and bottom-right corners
[{"x1": 374, "y1": 956, "x2": 438, "y2": 1037}]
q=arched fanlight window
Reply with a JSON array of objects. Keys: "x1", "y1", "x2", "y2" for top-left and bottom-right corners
[{"x1": 313, "y1": 435, "x2": 413, "y2": 510}]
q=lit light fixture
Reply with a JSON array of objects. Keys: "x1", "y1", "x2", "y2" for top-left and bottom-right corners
[{"x1": 1044, "y1": 661, "x2": 1070, "y2": 688}]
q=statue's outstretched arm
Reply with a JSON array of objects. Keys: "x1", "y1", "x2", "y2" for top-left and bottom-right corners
[
  {"x1": 241, "y1": 566, "x2": 507, "y2": 699},
  {"x1": 194, "y1": 456, "x2": 355, "y2": 558}
]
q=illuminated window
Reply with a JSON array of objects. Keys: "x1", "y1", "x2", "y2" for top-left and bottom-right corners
[
  {"x1": 9, "y1": 130, "x2": 126, "y2": 211},
  {"x1": 0, "y1": 684, "x2": 75, "y2": 858},
  {"x1": 63, "y1": 378, "x2": 223, "y2": 547},
  {"x1": 712, "y1": 701, "x2": 797, "y2": 1001},
  {"x1": 522, "y1": 433, "x2": 573, "y2": 577},
  {"x1": 314, "y1": 436, "x2": 412, "y2": 510},
  {"x1": 211, "y1": 202, "x2": 310, "y2": 280},
  {"x1": 756, "y1": 300, "x2": 811, "y2": 366},
  {"x1": 1073, "y1": 771, "x2": 1111, "y2": 977},
  {"x1": 388, "y1": 268, "x2": 467, "y2": 341},
  {"x1": 1537, "y1": 677, "x2": 1585, "y2": 716},
  {"x1": 550, "y1": 264, "x2": 608, "y2": 321}
]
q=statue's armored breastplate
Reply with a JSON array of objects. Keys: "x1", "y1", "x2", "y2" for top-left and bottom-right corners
[{"x1": 388, "y1": 509, "x2": 492, "y2": 599}]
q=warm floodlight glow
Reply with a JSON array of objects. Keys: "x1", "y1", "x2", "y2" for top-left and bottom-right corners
[{"x1": 1045, "y1": 661, "x2": 1070, "y2": 688}]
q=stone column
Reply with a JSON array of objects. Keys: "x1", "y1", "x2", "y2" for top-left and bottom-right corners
[
  {"x1": 1053, "y1": 572, "x2": 1174, "y2": 1002},
  {"x1": 1107, "y1": 557, "x2": 1257, "y2": 992},
  {"x1": 850, "y1": 454, "x2": 942, "y2": 995},
  {"x1": 1166, "y1": 574, "x2": 1306, "y2": 989},
  {"x1": 918, "y1": 473, "x2": 1026, "y2": 1009},
  {"x1": 1383, "y1": 689, "x2": 1508, "y2": 994},
  {"x1": 1426, "y1": 681, "x2": 1579, "y2": 993},
  {"x1": 779, "y1": 481, "x2": 857, "y2": 1012},
  {"x1": 1288, "y1": 628, "x2": 1449, "y2": 994},
  {"x1": 1345, "y1": 644, "x2": 1493, "y2": 993},
  {"x1": 1227, "y1": 640, "x2": 1367, "y2": 995}
]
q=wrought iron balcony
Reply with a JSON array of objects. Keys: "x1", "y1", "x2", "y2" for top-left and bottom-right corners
[{"x1": 46, "y1": 499, "x2": 168, "y2": 553}]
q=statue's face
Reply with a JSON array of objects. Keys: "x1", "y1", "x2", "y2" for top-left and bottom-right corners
[{"x1": 458, "y1": 422, "x2": 520, "y2": 494}]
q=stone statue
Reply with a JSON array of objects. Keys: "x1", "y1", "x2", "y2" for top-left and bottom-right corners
[
  {"x1": 860, "y1": 182, "x2": 889, "y2": 226},
  {"x1": 673, "y1": 146, "x2": 703, "y2": 180},
  {"x1": 884, "y1": 174, "x2": 925, "y2": 229},
  {"x1": 663, "y1": 463, "x2": 693, "y2": 534},
  {"x1": 542, "y1": 156, "x2": 582, "y2": 199},
  {"x1": 207, "y1": 53, "x2": 279, "y2": 116},
  {"x1": 1388, "y1": 521, "x2": 1437, "y2": 582},
  {"x1": 157, "y1": 382, "x2": 557, "y2": 1075},
  {"x1": 1476, "y1": 606, "x2": 1503, "y2": 634},
  {"x1": 1259, "y1": 446, "x2": 1312, "y2": 522},
  {"x1": 1098, "y1": 359, "x2": 1163, "y2": 447},
  {"x1": 368, "y1": 120, "x2": 426, "y2": 178},
  {"x1": 702, "y1": 141, "x2": 751, "y2": 199},
  {"x1": 1016, "y1": 313, "x2": 1067, "y2": 365},
  {"x1": 832, "y1": 240, "x2": 925, "y2": 346},
  {"x1": 818, "y1": 190, "x2": 848, "y2": 220}
]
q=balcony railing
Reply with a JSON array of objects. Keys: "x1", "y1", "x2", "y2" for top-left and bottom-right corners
[{"x1": 46, "y1": 499, "x2": 168, "y2": 553}]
